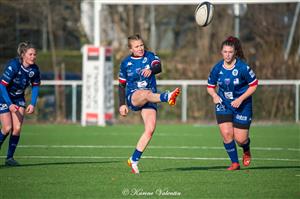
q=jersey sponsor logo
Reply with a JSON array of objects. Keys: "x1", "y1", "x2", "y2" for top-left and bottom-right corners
[
  {"x1": 232, "y1": 69, "x2": 238, "y2": 76},
  {"x1": 142, "y1": 57, "x2": 147, "y2": 63},
  {"x1": 137, "y1": 80, "x2": 148, "y2": 88},
  {"x1": 29, "y1": 71, "x2": 35, "y2": 78},
  {"x1": 233, "y1": 78, "x2": 239, "y2": 85},
  {"x1": 0, "y1": 103, "x2": 8, "y2": 111},
  {"x1": 236, "y1": 114, "x2": 247, "y2": 121},
  {"x1": 224, "y1": 92, "x2": 233, "y2": 99}
]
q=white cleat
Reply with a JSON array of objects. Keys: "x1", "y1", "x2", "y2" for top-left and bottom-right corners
[{"x1": 127, "y1": 158, "x2": 140, "y2": 174}]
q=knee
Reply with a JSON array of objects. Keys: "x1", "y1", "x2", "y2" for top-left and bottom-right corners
[
  {"x1": 143, "y1": 91, "x2": 152, "y2": 100},
  {"x1": 144, "y1": 126, "x2": 155, "y2": 138},
  {"x1": 222, "y1": 130, "x2": 234, "y2": 143},
  {"x1": 1, "y1": 126, "x2": 12, "y2": 134},
  {"x1": 12, "y1": 125, "x2": 22, "y2": 134},
  {"x1": 235, "y1": 138, "x2": 249, "y2": 146}
]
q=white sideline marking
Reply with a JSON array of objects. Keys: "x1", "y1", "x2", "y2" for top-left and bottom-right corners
[
  {"x1": 0, "y1": 155, "x2": 299, "y2": 162},
  {"x1": 17, "y1": 145, "x2": 300, "y2": 152}
]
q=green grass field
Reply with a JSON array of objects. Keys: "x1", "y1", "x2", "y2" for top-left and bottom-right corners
[{"x1": 0, "y1": 124, "x2": 299, "y2": 199}]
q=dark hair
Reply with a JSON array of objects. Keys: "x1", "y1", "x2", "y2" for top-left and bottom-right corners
[
  {"x1": 127, "y1": 34, "x2": 144, "y2": 48},
  {"x1": 221, "y1": 36, "x2": 245, "y2": 60},
  {"x1": 17, "y1": 41, "x2": 36, "y2": 58}
]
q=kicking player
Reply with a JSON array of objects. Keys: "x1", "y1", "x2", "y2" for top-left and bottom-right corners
[
  {"x1": 0, "y1": 41, "x2": 40, "y2": 166},
  {"x1": 207, "y1": 36, "x2": 258, "y2": 170},
  {"x1": 118, "y1": 34, "x2": 180, "y2": 174}
]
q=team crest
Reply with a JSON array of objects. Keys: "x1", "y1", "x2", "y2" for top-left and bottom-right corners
[
  {"x1": 29, "y1": 71, "x2": 35, "y2": 78},
  {"x1": 232, "y1": 69, "x2": 238, "y2": 76},
  {"x1": 142, "y1": 57, "x2": 147, "y2": 63}
]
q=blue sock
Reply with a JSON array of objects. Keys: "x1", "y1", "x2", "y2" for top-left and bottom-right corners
[
  {"x1": 0, "y1": 131, "x2": 8, "y2": 149},
  {"x1": 224, "y1": 140, "x2": 239, "y2": 163},
  {"x1": 241, "y1": 138, "x2": 250, "y2": 153},
  {"x1": 160, "y1": 92, "x2": 168, "y2": 102},
  {"x1": 7, "y1": 135, "x2": 20, "y2": 159},
  {"x1": 132, "y1": 149, "x2": 143, "y2": 162}
]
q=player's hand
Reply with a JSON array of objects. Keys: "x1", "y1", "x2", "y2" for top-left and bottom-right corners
[
  {"x1": 231, "y1": 98, "x2": 243, "y2": 108},
  {"x1": 212, "y1": 94, "x2": 222, "y2": 104},
  {"x1": 141, "y1": 69, "x2": 152, "y2": 77},
  {"x1": 9, "y1": 104, "x2": 19, "y2": 112},
  {"x1": 26, "y1": 104, "x2": 35, "y2": 114},
  {"x1": 119, "y1": 105, "x2": 128, "y2": 117}
]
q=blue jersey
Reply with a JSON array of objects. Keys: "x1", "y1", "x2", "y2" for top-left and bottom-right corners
[
  {"x1": 207, "y1": 58, "x2": 258, "y2": 104},
  {"x1": 1, "y1": 58, "x2": 41, "y2": 100},
  {"x1": 118, "y1": 51, "x2": 160, "y2": 96}
]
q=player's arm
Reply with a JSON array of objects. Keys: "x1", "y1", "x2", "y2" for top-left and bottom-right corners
[
  {"x1": 118, "y1": 82, "x2": 126, "y2": 107},
  {"x1": 231, "y1": 81, "x2": 258, "y2": 108},
  {"x1": 207, "y1": 87, "x2": 221, "y2": 104},
  {"x1": 231, "y1": 66, "x2": 258, "y2": 108},
  {"x1": 207, "y1": 66, "x2": 221, "y2": 104},
  {"x1": 141, "y1": 57, "x2": 162, "y2": 77},
  {"x1": 118, "y1": 82, "x2": 128, "y2": 117},
  {"x1": 26, "y1": 68, "x2": 41, "y2": 114},
  {"x1": 118, "y1": 62, "x2": 128, "y2": 116},
  {"x1": 0, "y1": 83, "x2": 13, "y2": 106},
  {"x1": 0, "y1": 61, "x2": 19, "y2": 112},
  {"x1": 26, "y1": 85, "x2": 40, "y2": 114}
]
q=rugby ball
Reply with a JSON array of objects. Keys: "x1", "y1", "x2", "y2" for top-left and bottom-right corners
[{"x1": 194, "y1": 2, "x2": 214, "y2": 27}]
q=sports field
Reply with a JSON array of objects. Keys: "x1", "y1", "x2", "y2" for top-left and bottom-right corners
[{"x1": 0, "y1": 124, "x2": 299, "y2": 199}]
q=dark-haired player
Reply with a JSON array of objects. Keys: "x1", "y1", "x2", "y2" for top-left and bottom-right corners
[{"x1": 207, "y1": 36, "x2": 258, "y2": 170}]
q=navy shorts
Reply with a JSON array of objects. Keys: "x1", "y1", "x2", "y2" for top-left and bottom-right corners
[
  {"x1": 215, "y1": 101, "x2": 252, "y2": 129},
  {"x1": 0, "y1": 97, "x2": 26, "y2": 114},
  {"x1": 126, "y1": 90, "x2": 157, "y2": 112}
]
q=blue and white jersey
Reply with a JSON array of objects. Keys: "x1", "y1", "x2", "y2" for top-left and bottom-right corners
[
  {"x1": 118, "y1": 51, "x2": 160, "y2": 95},
  {"x1": 1, "y1": 58, "x2": 41, "y2": 99},
  {"x1": 207, "y1": 58, "x2": 258, "y2": 104}
]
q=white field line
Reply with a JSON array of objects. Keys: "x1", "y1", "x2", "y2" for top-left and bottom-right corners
[
  {"x1": 0, "y1": 155, "x2": 299, "y2": 162},
  {"x1": 17, "y1": 145, "x2": 300, "y2": 152}
]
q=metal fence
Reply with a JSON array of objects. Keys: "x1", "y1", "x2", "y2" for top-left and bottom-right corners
[{"x1": 40, "y1": 80, "x2": 300, "y2": 123}]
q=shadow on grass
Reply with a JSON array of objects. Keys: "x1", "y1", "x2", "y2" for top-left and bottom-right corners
[
  {"x1": 154, "y1": 165, "x2": 300, "y2": 172},
  {"x1": 0, "y1": 160, "x2": 121, "y2": 169}
]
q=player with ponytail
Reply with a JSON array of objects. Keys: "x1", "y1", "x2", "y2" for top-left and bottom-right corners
[
  {"x1": 0, "y1": 41, "x2": 40, "y2": 166},
  {"x1": 207, "y1": 36, "x2": 258, "y2": 170}
]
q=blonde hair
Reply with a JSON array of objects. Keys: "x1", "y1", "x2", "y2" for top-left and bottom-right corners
[{"x1": 17, "y1": 41, "x2": 36, "y2": 58}]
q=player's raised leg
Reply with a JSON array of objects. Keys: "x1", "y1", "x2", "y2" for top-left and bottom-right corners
[{"x1": 131, "y1": 88, "x2": 181, "y2": 108}]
